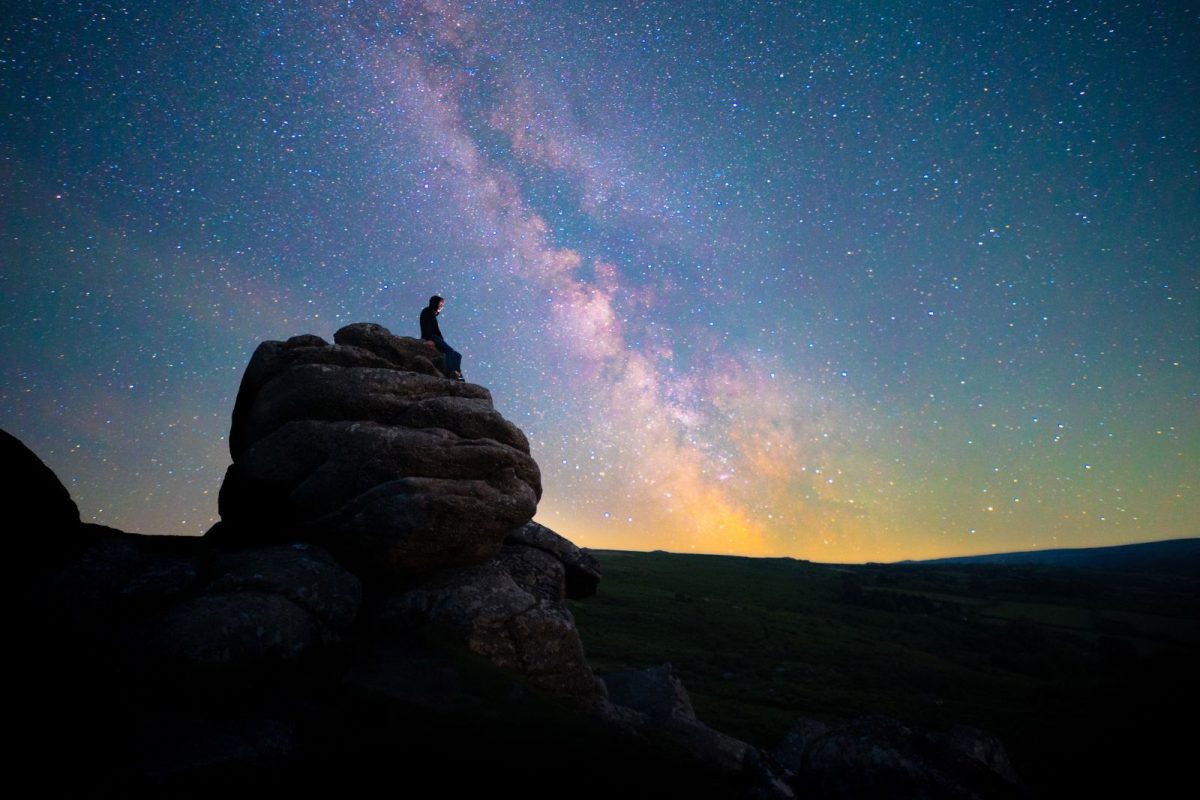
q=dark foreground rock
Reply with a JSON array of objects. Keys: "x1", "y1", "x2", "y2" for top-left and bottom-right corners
[
  {"x1": 15, "y1": 525, "x2": 781, "y2": 797},
  {"x1": 2, "y1": 427, "x2": 82, "y2": 564},
  {"x1": 773, "y1": 714, "x2": 1027, "y2": 800},
  {"x1": 370, "y1": 538, "x2": 608, "y2": 706},
  {"x1": 604, "y1": 663, "x2": 793, "y2": 796}
]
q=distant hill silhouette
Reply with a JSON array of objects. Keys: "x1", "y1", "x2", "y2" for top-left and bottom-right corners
[{"x1": 906, "y1": 538, "x2": 1200, "y2": 574}]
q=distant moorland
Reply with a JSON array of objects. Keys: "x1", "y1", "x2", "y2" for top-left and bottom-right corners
[{"x1": 569, "y1": 543, "x2": 1199, "y2": 798}]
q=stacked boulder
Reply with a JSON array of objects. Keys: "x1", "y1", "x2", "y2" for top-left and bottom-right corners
[
  {"x1": 11, "y1": 324, "x2": 620, "y2": 792},
  {"x1": 219, "y1": 323, "x2": 541, "y2": 575},
  {"x1": 212, "y1": 322, "x2": 605, "y2": 704}
]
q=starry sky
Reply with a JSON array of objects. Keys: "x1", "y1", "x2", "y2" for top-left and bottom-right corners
[{"x1": 2, "y1": 1, "x2": 1196, "y2": 562}]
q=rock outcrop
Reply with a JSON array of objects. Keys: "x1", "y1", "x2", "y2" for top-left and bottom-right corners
[
  {"x1": 604, "y1": 663, "x2": 776, "y2": 780},
  {"x1": 8, "y1": 324, "x2": 653, "y2": 796},
  {"x1": 219, "y1": 323, "x2": 540, "y2": 575}
]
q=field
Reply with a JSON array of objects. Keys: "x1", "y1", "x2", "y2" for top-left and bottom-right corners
[{"x1": 569, "y1": 550, "x2": 1199, "y2": 797}]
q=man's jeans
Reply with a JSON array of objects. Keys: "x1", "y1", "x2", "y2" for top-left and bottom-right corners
[{"x1": 430, "y1": 336, "x2": 462, "y2": 373}]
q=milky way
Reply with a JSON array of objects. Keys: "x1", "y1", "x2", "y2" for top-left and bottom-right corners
[{"x1": 2, "y1": 1, "x2": 1196, "y2": 561}]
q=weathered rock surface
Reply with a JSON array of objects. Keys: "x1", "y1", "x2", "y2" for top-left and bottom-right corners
[
  {"x1": 772, "y1": 717, "x2": 829, "y2": 771},
  {"x1": 219, "y1": 323, "x2": 541, "y2": 575},
  {"x1": 370, "y1": 534, "x2": 608, "y2": 706},
  {"x1": 605, "y1": 662, "x2": 698, "y2": 724},
  {"x1": 26, "y1": 527, "x2": 362, "y2": 676},
  {"x1": 35, "y1": 530, "x2": 202, "y2": 631},
  {"x1": 507, "y1": 520, "x2": 603, "y2": 599},
  {"x1": 773, "y1": 714, "x2": 1027, "y2": 800},
  {"x1": 605, "y1": 663, "x2": 758, "y2": 775},
  {"x1": 139, "y1": 543, "x2": 362, "y2": 670},
  {"x1": 941, "y1": 724, "x2": 1024, "y2": 788}
]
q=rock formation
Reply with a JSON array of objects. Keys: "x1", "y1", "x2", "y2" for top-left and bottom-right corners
[
  {"x1": 219, "y1": 323, "x2": 540, "y2": 575},
  {"x1": 8, "y1": 323, "x2": 778, "y2": 796},
  {"x1": 207, "y1": 323, "x2": 605, "y2": 706},
  {"x1": 8, "y1": 322, "x2": 1021, "y2": 798}
]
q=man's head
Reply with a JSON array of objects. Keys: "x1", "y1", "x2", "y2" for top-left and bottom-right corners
[{"x1": 429, "y1": 295, "x2": 445, "y2": 312}]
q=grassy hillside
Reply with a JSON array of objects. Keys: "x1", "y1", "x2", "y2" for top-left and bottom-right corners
[{"x1": 569, "y1": 550, "x2": 1199, "y2": 797}]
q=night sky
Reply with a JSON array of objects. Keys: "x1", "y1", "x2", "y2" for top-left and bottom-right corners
[{"x1": 2, "y1": 1, "x2": 1196, "y2": 562}]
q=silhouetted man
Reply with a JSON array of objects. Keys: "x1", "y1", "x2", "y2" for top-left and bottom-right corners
[{"x1": 420, "y1": 295, "x2": 464, "y2": 381}]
